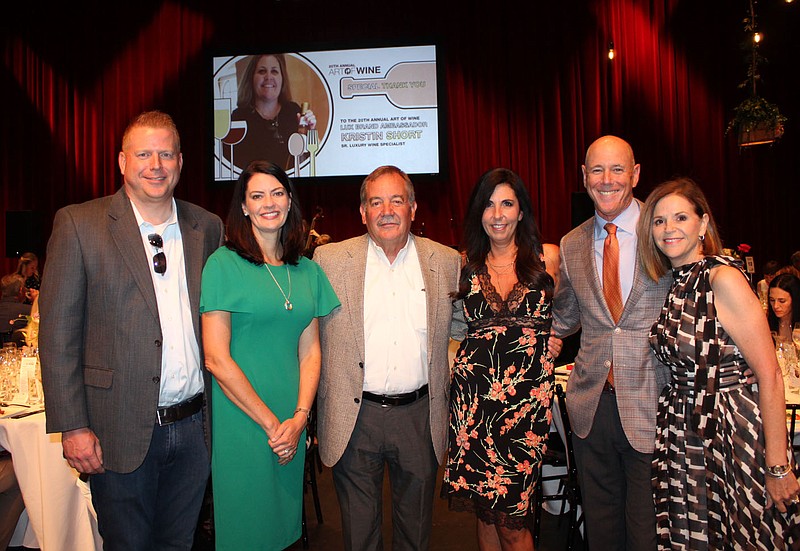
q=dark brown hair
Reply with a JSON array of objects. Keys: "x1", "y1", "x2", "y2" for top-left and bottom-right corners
[
  {"x1": 455, "y1": 168, "x2": 552, "y2": 299},
  {"x1": 224, "y1": 161, "x2": 305, "y2": 265}
]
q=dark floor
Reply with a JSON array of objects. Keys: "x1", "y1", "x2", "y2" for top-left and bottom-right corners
[{"x1": 193, "y1": 461, "x2": 583, "y2": 551}]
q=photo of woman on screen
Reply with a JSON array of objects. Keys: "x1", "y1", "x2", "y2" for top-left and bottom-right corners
[{"x1": 228, "y1": 54, "x2": 317, "y2": 173}]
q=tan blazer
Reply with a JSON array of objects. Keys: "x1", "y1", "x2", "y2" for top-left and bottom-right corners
[
  {"x1": 552, "y1": 207, "x2": 671, "y2": 453},
  {"x1": 39, "y1": 188, "x2": 224, "y2": 473},
  {"x1": 313, "y1": 235, "x2": 462, "y2": 467}
]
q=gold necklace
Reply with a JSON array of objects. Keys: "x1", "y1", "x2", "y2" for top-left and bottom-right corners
[
  {"x1": 487, "y1": 252, "x2": 516, "y2": 275},
  {"x1": 264, "y1": 263, "x2": 293, "y2": 311}
]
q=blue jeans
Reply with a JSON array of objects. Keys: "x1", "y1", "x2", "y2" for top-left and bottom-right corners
[{"x1": 90, "y1": 410, "x2": 210, "y2": 551}]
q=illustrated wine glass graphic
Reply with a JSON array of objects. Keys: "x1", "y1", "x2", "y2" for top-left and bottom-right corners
[
  {"x1": 221, "y1": 120, "x2": 247, "y2": 179},
  {"x1": 214, "y1": 98, "x2": 231, "y2": 179}
]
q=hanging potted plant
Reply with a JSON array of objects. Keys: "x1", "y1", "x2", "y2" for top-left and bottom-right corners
[
  {"x1": 728, "y1": 96, "x2": 787, "y2": 146},
  {"x1": 726, "y1": 0, "x2": 787, "y2": 147}
]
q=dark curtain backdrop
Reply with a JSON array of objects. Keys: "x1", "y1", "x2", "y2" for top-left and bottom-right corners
[{"x1": 2, "y1": 0, "x2": 798, "y2": 276}]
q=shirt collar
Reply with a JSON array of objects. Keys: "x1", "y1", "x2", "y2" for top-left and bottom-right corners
[
  {"x1": 367, "y1": 234, "x2": 414, "y2": 265},
  {"x1": 131, "y1": 198, "x2": 178, "y2": 233},
  {"x1": 594, "y1": 199, "x2": 639, "y2": 240}
]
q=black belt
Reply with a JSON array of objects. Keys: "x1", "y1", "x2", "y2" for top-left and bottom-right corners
[
  {"x1": 156, "y1": 393, "x2": 203, "y2": 426},
  {"x1": 362, "y1": 384, "x2": 428, "y2": 407}
]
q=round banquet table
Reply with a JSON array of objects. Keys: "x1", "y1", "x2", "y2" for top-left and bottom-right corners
[{"x1": 0, "y1": 406, "x2": 102, "y2": 550}]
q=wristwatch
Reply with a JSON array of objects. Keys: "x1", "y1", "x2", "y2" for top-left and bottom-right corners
[{"x1": 766, "y1": 464, "x2": 792, "y2": 478}]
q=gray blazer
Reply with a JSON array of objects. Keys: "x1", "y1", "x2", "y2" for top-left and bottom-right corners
[
  {"x1": 39, "y1": 188, "x2": 224, "y2": 473},
  {"x1": 313, "y1": 235, "x2": 462, "y2": 467},
  {"x1": 552, "y1": 207, "x2": 671, "y2": 453}
]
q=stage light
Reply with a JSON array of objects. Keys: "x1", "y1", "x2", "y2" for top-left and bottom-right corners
[
  {"x1": 753, "y1": 31, "x2": 763, "y2": 43},
  {"x1": 607, "y1": 41, "x2": 615, "y2": 60}
]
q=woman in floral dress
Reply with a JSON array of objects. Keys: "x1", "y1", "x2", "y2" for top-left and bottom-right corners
[
  {"x1": 638, "y1": 177, "x2": 800, "y2": 550},
  {"x1": 443, "y1": 168, "x2": 558, "y2": 551}
]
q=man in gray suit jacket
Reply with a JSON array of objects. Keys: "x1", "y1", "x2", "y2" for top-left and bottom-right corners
[
  {"x1": 313, "y1": 166, "x2": 463, "y2": 551},
  {"x1": 39, "y1": 111, "x2": 224, "y2": 550},
  {"x1": 553, "y1": 136, "x2": 671, "y2": 550}
]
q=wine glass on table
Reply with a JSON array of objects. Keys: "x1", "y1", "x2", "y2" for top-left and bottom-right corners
[
  {"x1": 793, "y1": 322, "x2": 800, "y2": 353},
  {"x1": 776, "y1": 338, "x2": 790, "y2": 377}
]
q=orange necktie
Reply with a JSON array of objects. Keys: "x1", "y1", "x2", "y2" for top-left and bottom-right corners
[
  {"x1": 603, "y1": 223, "x2": 623, "y2": 387},
  {"x1": 603, "y1": 223, "x2": 624, "y2": 323}
]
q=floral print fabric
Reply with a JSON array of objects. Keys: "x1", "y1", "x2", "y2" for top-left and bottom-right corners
[{"x1": 443, "y1": 267, "x2": 554, "y2": 528}]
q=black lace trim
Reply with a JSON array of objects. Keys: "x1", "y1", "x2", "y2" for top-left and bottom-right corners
[
  {"x1": 477, "y1": 266, "x2": 527, "y2": 315},
  {"x1": 445, "y1": 494, "x2": 531, "y2": 530}
]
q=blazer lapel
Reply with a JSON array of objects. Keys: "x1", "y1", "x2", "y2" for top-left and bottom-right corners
[
  {"x1": 345, "y1": 236, "x2": 368, "y2": 361},
  {"x1": 582, "y1": 220, "x2": 612, "y2": 320},
  {"x1": 415, "y1": 237, "x2": 438, "y2": 362},
  {"x1": 107, "y1": 189, "x2": 160, "y2": 321},
  {"x1": 177, "y1": 202, "x2": 203, "y2": 343}
]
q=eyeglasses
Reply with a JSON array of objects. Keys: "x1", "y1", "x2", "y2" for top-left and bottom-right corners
[{"x1": 148, "y1": 233, "x2": 167, "y2": 275}]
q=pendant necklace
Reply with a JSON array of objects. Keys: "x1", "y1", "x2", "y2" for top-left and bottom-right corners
[{"x1": 264, "y1": 262, "x2": 293, "y2": 311}]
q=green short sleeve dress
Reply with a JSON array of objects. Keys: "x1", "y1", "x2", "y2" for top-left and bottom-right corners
[{"x1": 200, "y1": 247, "x2": 340, "y2": 550}]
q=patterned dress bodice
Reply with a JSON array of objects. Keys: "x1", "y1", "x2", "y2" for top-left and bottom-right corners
[
  {"x1": 463, "y1": 266, "x2": 552, "y2": 337},
  {"x1": 649, "y1": 255, "x2": 749, "y2": 436}
]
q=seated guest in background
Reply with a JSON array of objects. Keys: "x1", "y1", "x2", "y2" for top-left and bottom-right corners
[
  {"x1": 201, "y1": 161, "x2": 339, "y2": 550},
  {"x1": 638, "y1": 177, "x2": 800, "y2": 549},
  {"x1": 442, "y1": 168, "x2": 557, "y2": 550},
  {"x1": 767, "y1": 273, "x2": 800, "y2": 341},
  {"x1": 0, "y1": 450, "x2": 24, "y2": 550},
  {"x1": 15, "y1": 252, "x2": 40, "y2": 304},
  {"x1": 0, "y1": 274, "x2": 31, "y2": 328},
  {"x1": 756, "y1": 259, "x2": 779, "y2": 305},
  {"x1": 792, "y1": 251, "x2": 800, "y2": 274}
]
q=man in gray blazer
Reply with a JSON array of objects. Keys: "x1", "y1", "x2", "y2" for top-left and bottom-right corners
[
  {"x1": 313, "y1": 166, "x2": 463, "y2": 551},
  {"x1": 39, "y1": 111, "x2": 224, "y2": 550},
  {"x1": 553, "y1": 136, "x2": 671, "y2": 550}
]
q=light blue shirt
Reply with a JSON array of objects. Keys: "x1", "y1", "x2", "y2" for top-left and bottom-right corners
[
  {"x1": 593, "y1": 200, "x2": 640, "y2": 306},
  {"x1": 131, "y1": 199, "x2": 204, "y2": 407}
]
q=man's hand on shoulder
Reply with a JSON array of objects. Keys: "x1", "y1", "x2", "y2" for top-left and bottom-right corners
[{"x1": 62, "y1": 427, "x2": 105, "y2": 474}]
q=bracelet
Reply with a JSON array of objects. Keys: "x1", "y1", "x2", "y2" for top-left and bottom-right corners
[
  {"x1": 766, "y1": 464, "x2": 792, "y2": 479},
  {"x1": 294, "y1": 407, "x2": 310, "y2": 419}
]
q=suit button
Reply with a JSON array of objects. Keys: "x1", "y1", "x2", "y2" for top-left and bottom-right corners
[
  {"x1": 152, "y1": 376, "x2": 160, "y2": 384},
  {"x1": 354, "y1": 398, "x2": 360, "y2": 404},
  {"x1": 613, "y1": 328, "x2": 621, "y2": 334},
  {"x1": 155, "y1": 340, "x2": 162, "y2": 347},
  {"x1": 604, "y1": 360, "x2": 612, "y2": 368}
]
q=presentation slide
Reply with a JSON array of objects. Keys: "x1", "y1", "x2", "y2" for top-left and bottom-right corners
[{"x1": 212, "y1": 45, "x2": 441, "y2": 181}]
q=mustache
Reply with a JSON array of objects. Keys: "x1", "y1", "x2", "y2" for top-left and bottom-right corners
[{"x1": 377, "y1": 215, "x2": 400, "y2": 225}]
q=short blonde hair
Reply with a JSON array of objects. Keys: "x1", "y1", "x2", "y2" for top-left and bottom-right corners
[
  {"x1": 637, "y1": 177, "x2": 723, "y2": 281},
  {"x1": 121, "y1": 110, "x2": 181, "y2": 152}
]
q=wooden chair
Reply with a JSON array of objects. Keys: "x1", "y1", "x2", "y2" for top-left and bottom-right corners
[{"x1": 533, "y1": 384, "x2": 584, "y2": 550}]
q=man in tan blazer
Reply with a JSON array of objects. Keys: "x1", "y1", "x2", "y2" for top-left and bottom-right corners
[
  {"x1": 39, "y1": 111, "x2": 224, "y2": 550},
  {"x1": 313, "y1": 166, "x2": 463, "y2": 551},
  {"x1": 553, "y1": 136, "x2": 671, "y2": 550}
]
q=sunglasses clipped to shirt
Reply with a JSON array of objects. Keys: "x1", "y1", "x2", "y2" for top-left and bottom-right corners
[{"x1": 148, "y1": 233, "x2": 167, "y2": 275}]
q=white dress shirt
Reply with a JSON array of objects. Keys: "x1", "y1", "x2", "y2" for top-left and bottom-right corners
[
  {"x1": 362, "y1": 235, "x2": 428, "y2": 394},
  {"x1": 132, "y1": 199, "x2": 204, "y2": 407},
  {"x1": 593, "y1": 200, "x2": 640, "y2": 305}
]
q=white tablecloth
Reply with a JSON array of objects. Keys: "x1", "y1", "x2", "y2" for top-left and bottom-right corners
[{"x1": 0, "y1": 407, "x2": 102, "y2": 550}]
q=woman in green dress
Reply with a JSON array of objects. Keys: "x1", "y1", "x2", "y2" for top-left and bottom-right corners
[{"x1": 201, "y1": 161, "x2": 339, "y2": 550}]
